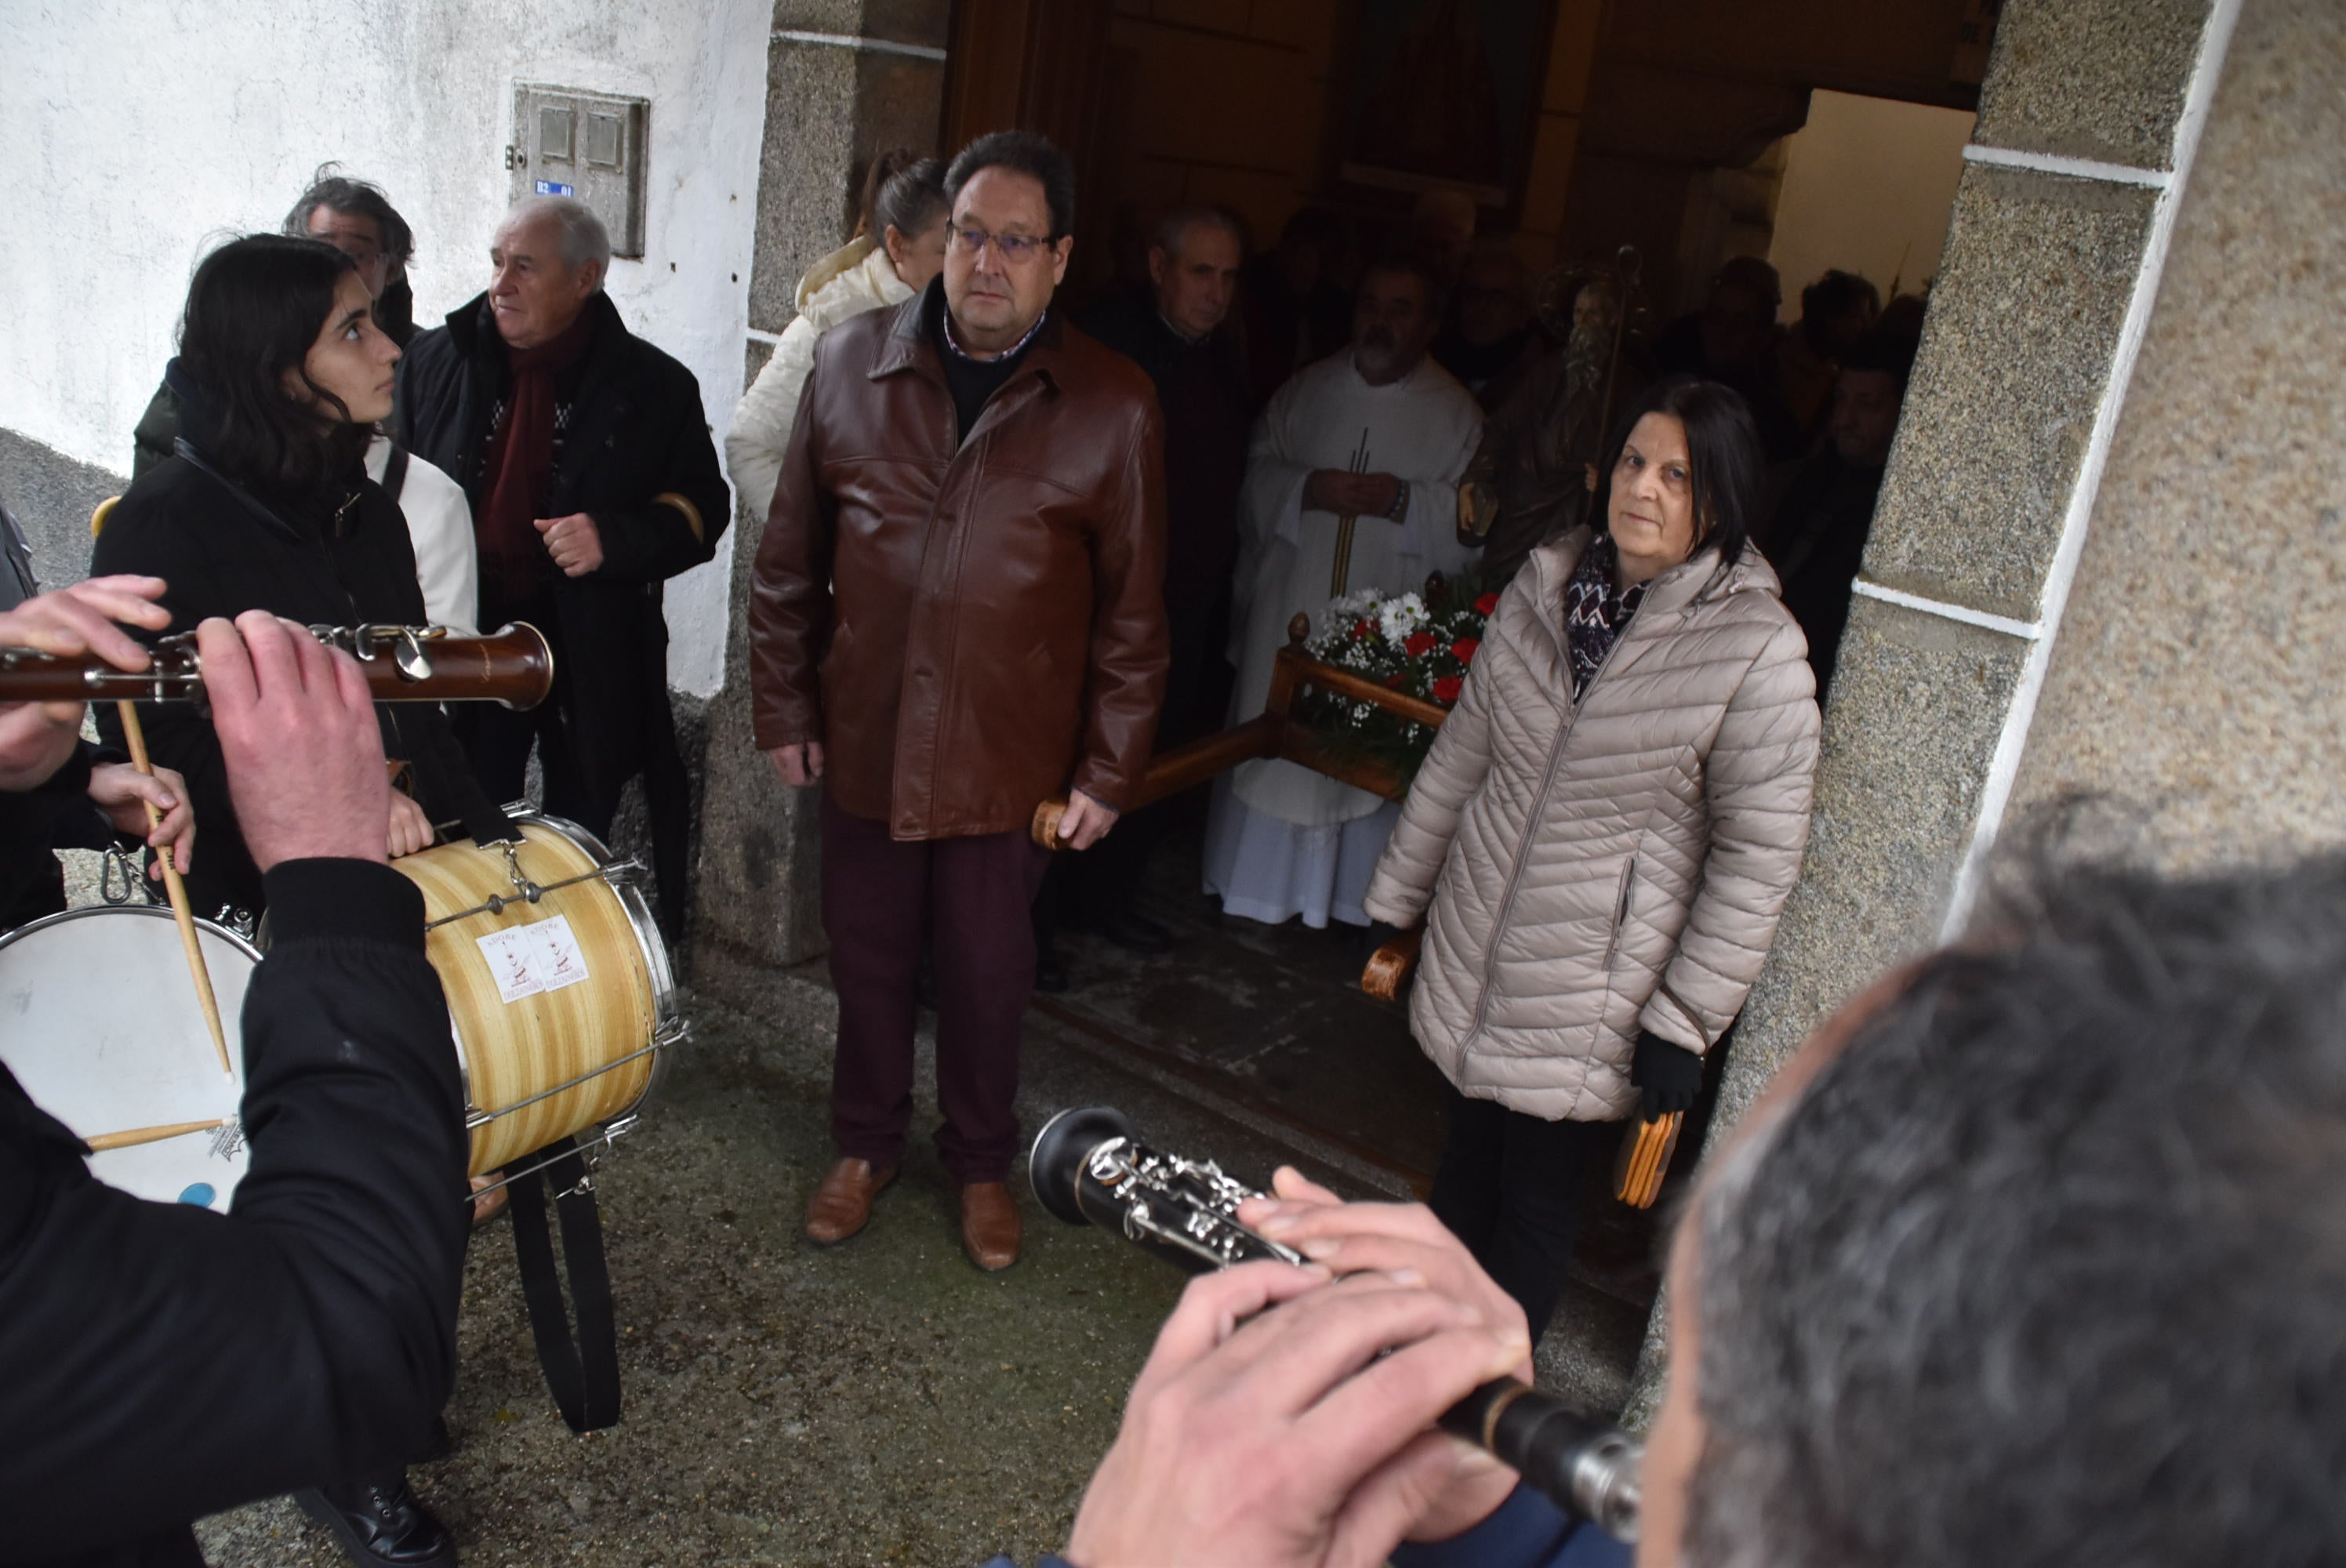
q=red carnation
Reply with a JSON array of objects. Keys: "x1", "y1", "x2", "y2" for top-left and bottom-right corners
[
  {"x1": 1351, "y1": 619, "x2": 1373, "y2": 640},
  {"x1": 1474, "y1": 592, "x2": 1499, "y2": 615},
  {"x1": 1404, "y1": 630, "x2": 1437, "y2": 657},
  {"x1": 1451, "y1": 637, "x2": 1481, "y2": 664},
  {"x1": 1433, "y1": 676, "x2": 1463, "y2": 703}
]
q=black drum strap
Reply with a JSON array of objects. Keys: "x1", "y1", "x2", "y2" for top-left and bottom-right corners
[
  {"x1": 507, "y1": 1138, "x2": 623, "y2": 1432},
  {"x1": 380, "y1": 441, "x2": 411, "y2": 506}
]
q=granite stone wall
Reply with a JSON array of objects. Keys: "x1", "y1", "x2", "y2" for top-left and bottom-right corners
[{"x1": 692, "y1": 0, "x2": 950, "y2": 994}]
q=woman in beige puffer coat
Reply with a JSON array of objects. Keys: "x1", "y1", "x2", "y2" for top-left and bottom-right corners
[
  {"x1": 1363, "y1": 377, "x2": 1821, "y2": 1336},
  {"x1": 725, "y1": 154, "x2": 948, "y2": 521}
]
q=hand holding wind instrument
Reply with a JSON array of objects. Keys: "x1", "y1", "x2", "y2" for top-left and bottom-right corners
[
  {"x1": 1030, "y1": 1105, "x2": 1644, "y2": 1544},
  {"x1": 0, "y1": 624, "x2": 554, "y2": 710}
]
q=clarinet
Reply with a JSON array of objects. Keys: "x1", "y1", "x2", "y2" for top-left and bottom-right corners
[
  {"x1": 1030, "y1": 1106, "x2": 1643, "y2": 1544},
  {"x1": 0, "y1": 622, "x2": 554, "y2": 710}
]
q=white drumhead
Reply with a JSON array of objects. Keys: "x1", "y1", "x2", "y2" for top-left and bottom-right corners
[{"x1": 0, "y1": 906, "x2": 260, "y2": 1210}]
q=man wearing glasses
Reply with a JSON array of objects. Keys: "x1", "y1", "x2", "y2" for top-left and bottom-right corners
[{"x1": 750, "y1": 132, "x2": 1168, "y2": 1272}]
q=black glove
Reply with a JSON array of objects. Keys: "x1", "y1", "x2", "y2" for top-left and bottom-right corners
[
  {"x1": 1629, "y1": 1031, "x2": 1703, "y2": 1120},
  {"x1": 1364, "y1": 920, "x2": 1411, "y2": 953}
]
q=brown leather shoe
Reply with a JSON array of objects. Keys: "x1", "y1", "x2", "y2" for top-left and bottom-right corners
[
  {"x1": 958, "y1": 1180, "x2": 1022, "y2": 1271},
  {"x1": 804, "y1": 1157, "x2": 896, "y2": 1244}
]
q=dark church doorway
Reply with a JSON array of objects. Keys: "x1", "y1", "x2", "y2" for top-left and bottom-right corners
[{"x1": 938, "y1": 0, "x2": 1996, "y2": 1321}]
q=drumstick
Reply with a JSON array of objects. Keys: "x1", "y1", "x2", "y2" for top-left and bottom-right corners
[
  {"x1": 114, "y1": 701, "x2": 233, "y2": 1079},
  {"x1": 84, "y1": 1117, "x2": 231, "y2": 1152}
]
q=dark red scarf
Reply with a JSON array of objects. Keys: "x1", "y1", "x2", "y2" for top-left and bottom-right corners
[{"x1": 477, "y1": 311, "x2": 594, "y2": 601}]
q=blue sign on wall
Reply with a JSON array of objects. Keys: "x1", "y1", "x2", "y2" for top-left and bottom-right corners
[{"x1": 535, "y1": 180, "x2": 575, "y2": 198}]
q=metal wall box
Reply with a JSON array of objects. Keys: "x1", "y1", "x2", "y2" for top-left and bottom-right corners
[{"x1": 508, "y1": 84, "x2": 649, "y2": 260}]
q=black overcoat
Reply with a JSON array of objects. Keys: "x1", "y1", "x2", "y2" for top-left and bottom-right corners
[{"x1": 394, "y1": 292, "x2": 728, "y2": 901}]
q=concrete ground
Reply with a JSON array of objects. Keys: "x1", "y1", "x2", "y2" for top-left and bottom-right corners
[
  {"x1": 183, "y1": 936, "x2": 1645, "y2": 1567},
  {"x1": 53, "y1": 805, "x2": 1647, "y2": 1566}
]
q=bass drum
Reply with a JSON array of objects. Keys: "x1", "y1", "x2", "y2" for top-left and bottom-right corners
[
  {"x1": 394, "y1": 808, "x2": 681, "y2": 1181},
  {"x1": 0, "y1": 906, "x2": 260, "y2": 1210}
]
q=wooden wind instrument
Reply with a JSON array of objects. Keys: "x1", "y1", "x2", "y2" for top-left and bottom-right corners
[{"x1": 0, "y1": 623, "x2": 555, "y2": 710}]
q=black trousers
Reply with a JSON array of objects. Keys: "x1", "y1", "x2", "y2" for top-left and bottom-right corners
[
  {"x1": 1428, "y1": 1084, "x2": 1620, "y2": 1342},
  {"x1": 457, "y1": 699, "x2": 621, "y2": 841}
]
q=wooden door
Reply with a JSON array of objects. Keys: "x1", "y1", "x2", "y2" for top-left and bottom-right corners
[{"x1": 938, "y1": 0, "x2": 1113, "y2": 269}]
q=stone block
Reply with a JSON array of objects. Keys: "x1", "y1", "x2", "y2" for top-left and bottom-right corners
[
  {"x1": 770, "y1": 0, "x2": 869, "y2": 34},
  {"x1": 1972, "y1": 0, "x2": 2212, "y2": 170},
  {"x1": 750, "y1": 41, "x2": 862, "y2": 333},
  {"x1": 743, "y1": 336, "x2": 775, "y2": 394},
  {"x1": 2008, "y1": 0, "x2": 2346, "y2": 866},
  {"x1": 1861, "y1": 164, "x2": 2157, "y2": 623},
  {"x1": 1709, "y1": 595, "x2": 2030, "y2": 1134},
  {"x1": 852, "y1": 50, "x2": 947, "y2": 165},
  {"x1": 692, "y1": 488, "x2": 829, "y2": 975}
]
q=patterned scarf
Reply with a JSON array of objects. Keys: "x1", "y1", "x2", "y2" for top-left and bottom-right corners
[{"x1": 1564, "y1": 534, "x2": 1647, "y2": 700}]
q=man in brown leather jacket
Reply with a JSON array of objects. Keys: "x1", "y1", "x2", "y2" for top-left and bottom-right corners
[{"x1": 749, "y1": 131, "x2": 1168, "y2": 1272}]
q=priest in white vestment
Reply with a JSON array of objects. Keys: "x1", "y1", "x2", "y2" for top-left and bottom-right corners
[{"x1": 1206, "y1": 256, "x2": 1485, "y2": 927}]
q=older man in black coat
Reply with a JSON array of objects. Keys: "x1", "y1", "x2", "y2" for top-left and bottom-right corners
[{"x1": 396, "y1": 196, "x2": 728, "y2": 931}]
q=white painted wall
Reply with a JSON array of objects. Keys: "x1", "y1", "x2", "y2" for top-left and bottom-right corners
[
  {"x1": 1768, "y1": 89, "x2": 1976, "y2": 316},
  {"x1": 0, "y1": 0, "x2": 771, "y2": 696}
]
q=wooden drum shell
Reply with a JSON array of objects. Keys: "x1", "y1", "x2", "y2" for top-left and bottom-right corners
[{"x1": 394, "y1": 814, "x2": 671, "y2": 1177}]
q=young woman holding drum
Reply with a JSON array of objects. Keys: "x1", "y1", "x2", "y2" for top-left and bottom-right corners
[{"x1": 89, "y1": 232, "x2": 491, "y2": 1568}]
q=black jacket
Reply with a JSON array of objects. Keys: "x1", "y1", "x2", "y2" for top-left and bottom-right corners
[
  {"x1": 0, "y1": 858, "x2": 468, "y2": 1566},
  {"x1": 91, "y1": 365, "x2": 498, "y2": 920},
  {"x1": 1079, "y1": 287, "x2": 1251, "y2": 620},
  {"x1": 394, "y1": 292, "x2": 728, "y2": 815},
  {"x1": 1761, "y1": 449, "x2": 1887, "y2": 700}
]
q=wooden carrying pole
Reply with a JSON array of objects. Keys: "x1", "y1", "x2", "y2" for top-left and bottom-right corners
[
  {"x1": 1030, "y1": 615, "x2": 1450, "y2": 848},
  {"x1": 114, "y1": 701, "x2": 233, "y2": 1078}
]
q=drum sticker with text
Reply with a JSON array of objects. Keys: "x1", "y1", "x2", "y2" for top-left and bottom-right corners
[{"x1": 474, "y1": 915, "x2": 593, "y2": 1004}]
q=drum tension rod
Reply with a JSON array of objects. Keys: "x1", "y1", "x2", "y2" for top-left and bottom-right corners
[{"x1": 423, "y1": 865, "x2": 644, "y2": 931}]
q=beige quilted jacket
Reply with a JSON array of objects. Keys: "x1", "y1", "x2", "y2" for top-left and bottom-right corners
[{"x1": 1363, "y1": 528, "x2": 1821, "y2": 1122}]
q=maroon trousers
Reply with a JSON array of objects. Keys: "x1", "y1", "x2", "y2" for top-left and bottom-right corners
[{"x1": 819, "y1": 793, "x2": 1051, "y2": 1183}]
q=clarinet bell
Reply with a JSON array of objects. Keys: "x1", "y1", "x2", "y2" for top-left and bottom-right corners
[{"x1": 1030, "y1": 1105, "x2": 1137, "y2": 1227}]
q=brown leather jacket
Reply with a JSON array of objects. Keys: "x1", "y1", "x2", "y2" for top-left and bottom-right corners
[{"x1": 749, "y1": 292, "x2": 1170, "y2": 840}]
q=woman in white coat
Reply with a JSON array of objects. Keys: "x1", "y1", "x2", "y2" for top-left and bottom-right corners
[
  {"x1": 1362, "y1": 377, "x2": 1822, "y2": 1339},
  {"x1": 725, "y1": 154, "x2": 949, "y2": 522}
]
